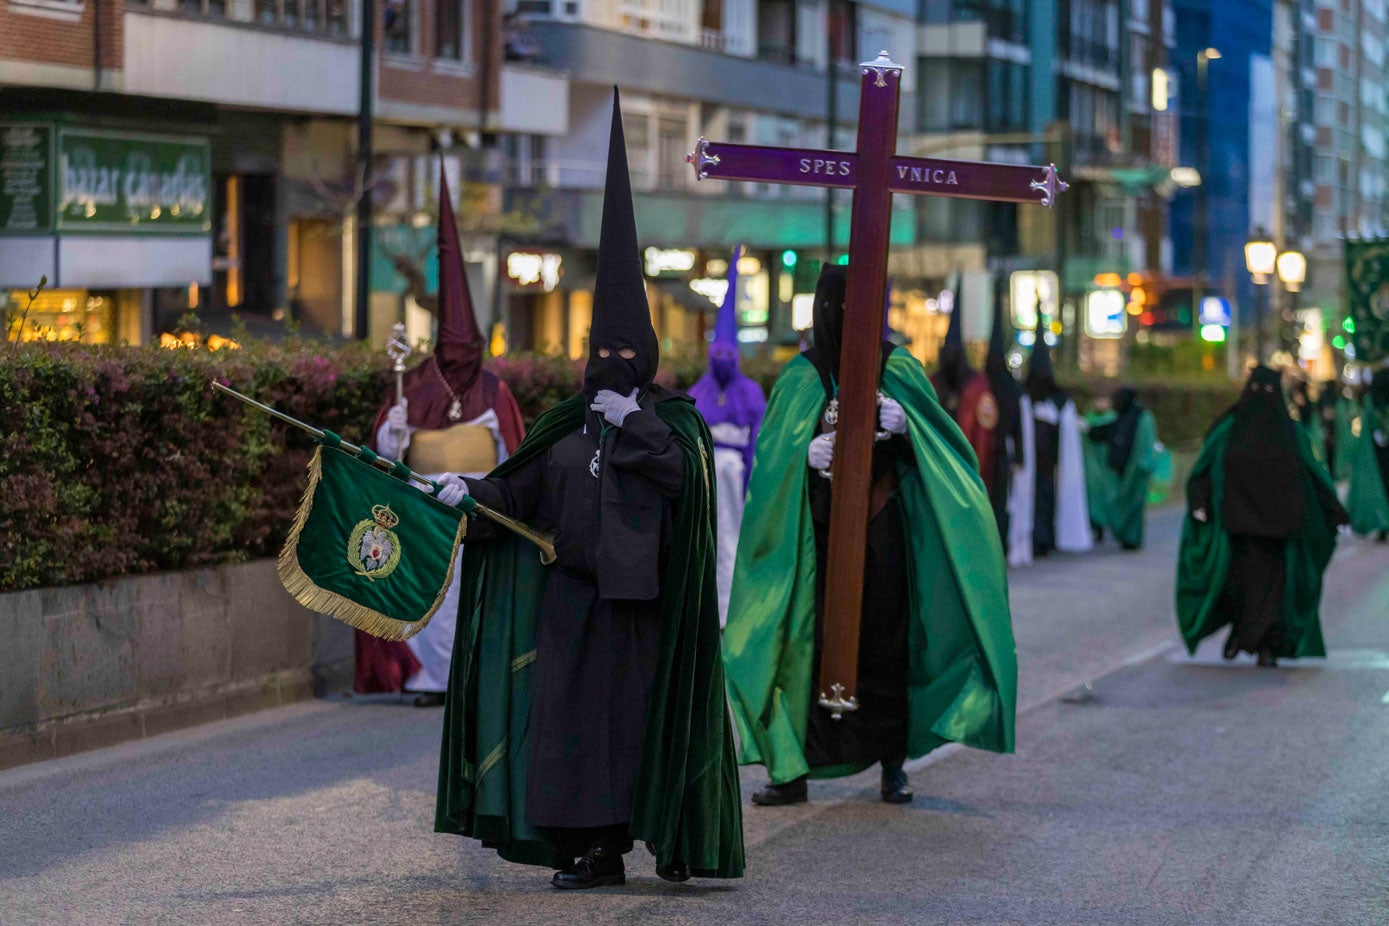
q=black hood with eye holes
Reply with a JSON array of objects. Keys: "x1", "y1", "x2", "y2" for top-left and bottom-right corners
[{"x1": 584, "y1": 88, "x2": 659, "y2": 399}]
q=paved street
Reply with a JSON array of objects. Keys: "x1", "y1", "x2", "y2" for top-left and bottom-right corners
[{"x1": 3, "y1": 508, "x2": 1387, "y2": 926}]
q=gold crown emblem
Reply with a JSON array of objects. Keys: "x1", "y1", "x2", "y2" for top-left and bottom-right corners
[{"x1": 371, "y1": 504, "x2": 399, "y2": 529}]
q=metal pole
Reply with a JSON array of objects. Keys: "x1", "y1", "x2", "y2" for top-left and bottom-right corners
[
  {"x1": 1193, "y1": 53, "x2": 1209, "y2": 324},
  {"x1": 825, "y1": 28, "x2": 838, "y2": 258},
  {"x1": 355, "y1": 0, "x2": 376, "y2": 341},
  {"x1": 1255, "y1": 281, "x2": 1267, "y2": 365}
]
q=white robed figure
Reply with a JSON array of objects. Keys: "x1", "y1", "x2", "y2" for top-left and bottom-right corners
[
  {"x1": 354, "y1": 164, "x2": 527, "y2": 701},
  {"x1": 687, "y1": 247, "x2": 767, "y2": 626},
  {"x1": 1021, "y1": 323, "x2": 1091, "y2": 557}
]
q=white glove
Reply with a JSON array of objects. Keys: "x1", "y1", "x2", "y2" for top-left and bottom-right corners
[
  {"x1": 590, "y1": 388, "x2": 641, "y2": 427},
  {"x1": 435, "y1": 473, "x2": 469, "y2": 507},
  {"x1": 878, "y1": 397, "x2": 908, "y2": 435},
  {"x1": 377, "y1": 399, "x2": 412, "y2": 460},
  {"x1": 808, "y1": 432, "x2": 836, "y2": 471}
]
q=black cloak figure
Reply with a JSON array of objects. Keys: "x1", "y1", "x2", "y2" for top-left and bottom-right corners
[
  {"x1": 433, "y1": 90, "x2": 743, "y2": 890},
  {"x1": 985, "y1": 279, "x2": 1024, "y2": 543}
]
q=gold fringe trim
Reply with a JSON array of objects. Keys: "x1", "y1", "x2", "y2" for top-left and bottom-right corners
[
  {"x1": 510, "y1": 650, "x2": 537, "y2": 672},
  {"x1": 277, "y1": 447, "x2": 470, "y2": 642}
]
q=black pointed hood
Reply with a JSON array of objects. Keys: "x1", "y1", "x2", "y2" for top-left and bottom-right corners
[
  {"x1": 584, "y1": 88, "x2": 658, "y2": 398},
  {"x1": 987, "y1": 274, "x2": 1010, "y2": 375},
  {"x1": 809, "y1": 264, "x2": 847, "y2": 385},
  {"x1": 1025, "y1": 317, "x2": 1058, "y2": 402},
  {"x1": 938, "y1": 272, "x2": 970, "y2": 389}
]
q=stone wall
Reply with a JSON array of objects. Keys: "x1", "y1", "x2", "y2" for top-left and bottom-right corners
[{"x1": 0, "y1": 560, "x2": 354, "y2": 770}]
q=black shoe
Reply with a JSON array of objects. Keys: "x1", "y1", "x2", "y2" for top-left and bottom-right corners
[
  {"x1": 411, "y1": 692, "x2": 445, "y2": 708},
  {"x1": 881, "y1": 762, "x2": 913, "y2": 804},
  {"x1": 551, "y1": 844, "x2": 625, "y2": 890},
  {"x1": 751, "y1": 777, "x2": 808, "y2": 806},
  {"x1": 1257, "y1": 650, "x2": 1278, "y2": 668},
  {"x1": 1222, "y1": 630, "x2": 1240, "y2": 661},
  {"x1": 644, "y1": 842, "x2": 689, "y2": 883}
]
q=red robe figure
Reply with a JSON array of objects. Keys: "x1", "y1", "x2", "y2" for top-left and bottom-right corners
[
  {"x1": 353, "y1": 164, "x2": 526, "y2": 705},
  {"x1": 929, "y1": 276, "x2": 999, "y2": 494}
]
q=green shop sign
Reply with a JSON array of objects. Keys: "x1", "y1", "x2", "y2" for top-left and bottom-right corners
[
  {"x1": 0, "y1": 122, "x2": 54, "y2": 234},
  {"x1": 1345, "y1": 237, "x2": 1389, "y2": 364},
  {"x1": 56, "y1": 129, "x2": 211, "y2": 234}
]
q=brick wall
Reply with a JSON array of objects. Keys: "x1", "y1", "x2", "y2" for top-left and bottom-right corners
[
  {"x1": 377, "y1": 0, "x2": 500, "y2": 116},
  {"x1": 0, "y1": 0, "x2": 124, "y2": 75}
]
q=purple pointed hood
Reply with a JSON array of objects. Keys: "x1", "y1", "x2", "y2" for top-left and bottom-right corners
[{"x1": 689, "y1": 246, "x2": 766, "y2": 484}]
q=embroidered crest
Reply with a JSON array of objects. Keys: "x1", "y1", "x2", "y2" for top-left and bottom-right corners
[
  {"x1": 976, "y1": 393, "x2": 1000, "y2": 430},
  {"x1": 348, "y1": 504, "x2": 403, "y2": 580}
]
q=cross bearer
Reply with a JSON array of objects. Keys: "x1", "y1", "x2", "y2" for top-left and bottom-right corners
[{"x1": 724, "y1": 263, "x2": 1017, "y2": 805}]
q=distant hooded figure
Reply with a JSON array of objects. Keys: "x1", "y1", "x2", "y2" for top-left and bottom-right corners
[
  {"x1": 687, "y1": 247, "x2": 767, "y2": 626},
  {"x1": 354, "y1": 163, "x2": 526, "y2": 704},
  {"x1": 984, "y1": 278, "x2": 1025, "y2": 549},
  {"x1": 723, "y1": 263, "x2": 1017, "y2": 810},
  {"x1": 430, "y1": 90, "x2": 743, "y2": 889},
  {"x1": 929, "y1": 274, "x2": 1001, "y2": 509},
  {"x1": 1023, "y1": 326, "x2": 1091, "y2": 557},
  {"x1": 1084, "y1": 387, "x2": 1160, "y2": 549},
  {"x1": 1347, "y1": 370, "x2": 1389, "y2": 538},
  {"x1": 1177, "y1": 366, "x2": 1348, "y2": 666}
]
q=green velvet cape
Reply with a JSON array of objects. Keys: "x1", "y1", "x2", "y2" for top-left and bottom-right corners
[
  {"x1": 434, "y1": 394, "x2": 745, "y2": 879},
  {"x1": 1083, "y1": 409, "x2": 1159, "y2": 548},
  {"x1": 722, "y1": 349, "x2": 1017, "y2": 785},
  {"x1": 1334, "y1": 397, "x2": 1358, "y2": 482},
  {"x1": 1175, "y1": 416, "x2": 1340, "y2": 658},
  {"x1": 1347, "y1": 396, "x2": 1389, "y2": 535}
]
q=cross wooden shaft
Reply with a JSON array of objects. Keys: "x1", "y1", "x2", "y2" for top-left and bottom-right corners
[{"x1": 687, "y1": 51, "x2": 1065, "y2": 717}]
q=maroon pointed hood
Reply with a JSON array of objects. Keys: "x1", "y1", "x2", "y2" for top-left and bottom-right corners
[{"x1": 434, "y1": 162, "x2": 485, "y2": 390}]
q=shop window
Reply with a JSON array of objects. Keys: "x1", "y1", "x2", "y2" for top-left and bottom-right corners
[
  {"x1": 3, "y1": 290, "x2": 114, "y2": 344},
  {"x1": 436, "y1": 0, "x2": 469, "y2": 60}
]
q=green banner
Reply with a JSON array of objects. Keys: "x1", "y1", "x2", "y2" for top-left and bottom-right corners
[
  {"x1": 279, "y1": 445, "x2": 468, "y2": 640},
  {"x1": 0, "y1": 123, "x2": 54, "y2": 234},
  {"x1": 56, "y1": 128, "x2": 211, "y2": 234},
  {"x1": 1345, "y1": 238, "x2": 1389, "y2": 364}
]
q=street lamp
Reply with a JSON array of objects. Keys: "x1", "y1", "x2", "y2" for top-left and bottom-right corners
[
  {"x1": 1245, "y1": 231, "x2": 1276, "y2": 363},
  {"x1": 1276, "y1": 249, "x2": 1306, "y2": 359}
]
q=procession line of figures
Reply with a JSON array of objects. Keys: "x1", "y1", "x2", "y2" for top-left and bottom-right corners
[{"x1": 343, "y1": 91, "x2": 1388, "y2": 889}]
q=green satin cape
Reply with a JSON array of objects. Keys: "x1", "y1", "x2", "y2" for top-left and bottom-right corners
[
  {"x1": 1083, "y1": 410, "x2": 1159, "y2": 548},
  {"x1": 1347, "y1": 396, "x2": 1389, "y2": 535},
  {"x1": 722, "y1": 350, "x2": 1017, "y2": 785},
  {"x1": 434, "y1": 394, "x2": 745, "y2": 879},
  {"x1": 1334, "y1": 397, "x2": 1358, "y2": 482},
  {"x1": 1175, "y1": 416, "x2": 1339, "y2": 657}
]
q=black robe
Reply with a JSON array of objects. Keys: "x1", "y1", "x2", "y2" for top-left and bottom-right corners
[
  {"x1": 466, "y1": 400, "x2": 683, "y2": 833},
  {"x1": 801, "y1": 346, "x2": 911, "y2": 770},
  {"x1": 1031, "y1": 393, "x2": 1067, "y2": 555}
]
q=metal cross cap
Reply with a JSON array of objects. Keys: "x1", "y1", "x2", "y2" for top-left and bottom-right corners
[{"x1": 683, "y1": 51, "x2": 1067, "y2": 717}]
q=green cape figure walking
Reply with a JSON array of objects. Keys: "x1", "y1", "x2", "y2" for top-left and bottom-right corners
[
  {"x1": 723, "y1": 265, "x2": 1017, "y2": 806},
  {"x1": 1177, "y1": 366, "x2": 1348, "y2": 667},
  {"x1": 1084, "y1": 387, "x2": 1160, "y2": 549},
  {"x1": 1347, "y1": 372, "x2": 1389, "y2": 538},
  {"x1": 430, "y1": 90, "x2": 744, "y2": 888}
]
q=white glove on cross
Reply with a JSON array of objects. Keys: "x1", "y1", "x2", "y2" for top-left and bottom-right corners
[
  {"x1": 878, "y1": 397, "x2": 907, "y2": 435},
  {"x1": 591, "y1": 388, "x2": 642, "y2": 427},
  {"x1": 434, "y1": 473, "x2": 470, "y2": 507},
  {"x1": 807, "y1": 432, "x2": 836, "y2": 471}
]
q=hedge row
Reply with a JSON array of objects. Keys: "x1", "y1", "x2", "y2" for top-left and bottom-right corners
[{"x1": 0, "y1": 340, "x2": 1235, "y2": 593}]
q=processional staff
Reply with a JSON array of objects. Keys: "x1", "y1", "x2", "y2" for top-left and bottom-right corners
[
  {"x1": 385, "y1": 322, "x2": 412, "y2": 462},
  {"x1": 687, "y1": 51, "x2": 1066, "y2": 718}
]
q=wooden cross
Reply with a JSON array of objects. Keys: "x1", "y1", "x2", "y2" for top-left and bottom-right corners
[{"x1": 688, "y1": 51, "x2": 1065, "y2": 719}]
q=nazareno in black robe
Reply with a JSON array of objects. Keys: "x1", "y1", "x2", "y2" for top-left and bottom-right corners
[
  {"x1": 465, "y1": 395, "x2": 683, "y2": 844},
  {"x1": 799, "y1": 266, "x2": 911, "y2": 771}
]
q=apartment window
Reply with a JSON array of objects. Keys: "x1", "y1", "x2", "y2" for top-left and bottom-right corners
[
  {"x1": 922, "y1": 0, "x2": 982, "y2": 23},
  {"x1": 623, "y1": 111, "x2": 652, "y2": 188},
  {"x1": 179, "y1": 0, "x2": 226, "y2": 17},
  {"x1": 757, "y1": 0, "x2": 796, "y2": 64},
  {"x1": 436, "y1": 0, "x2": 468, "y2": 59},
  {"x1": 385, "y1": 0, "x2": 413, "y2": 53},
  {"x1": 828, "y1": 0, "x2": 856, "y2": 67},
  {"x1": 656, "y1": 116, "x2": 689, "y2": 189}
]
